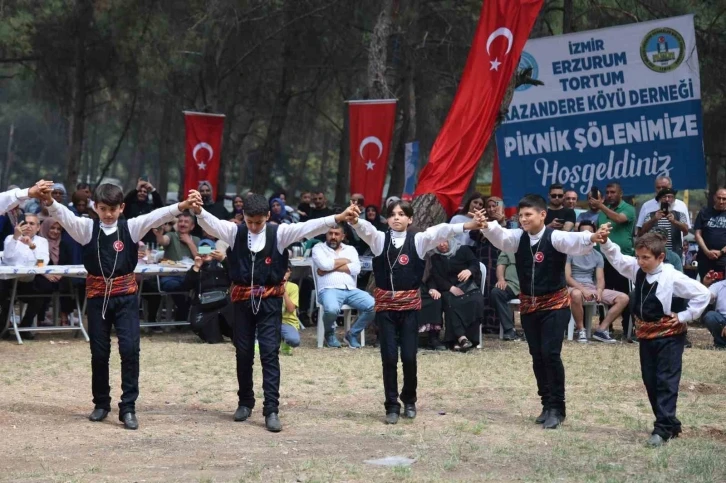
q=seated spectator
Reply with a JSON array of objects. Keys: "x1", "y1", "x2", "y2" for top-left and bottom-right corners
[
  {"x1": 281, "y1": 263, "x2": 301, "y2": 353},
  {"x1": 297, "y1": 191, "x2": 312, "y2": 222},
  {"x1": 124, "y1": 178, "x2": 163, "y2": 244},
  {"x1": 51, "y1": 183, "x2": 66, "y2": 205},
  {"x1": 39, "y1": 217, "x2": 76, "y2": 325},
  {"x1": 419, "y1": 254, "x2": 446, "y2": 350},
  {"x1": 198, "y1": 181, "x2": 230, "y2": 220},
  {"x1": 702, "y1": 271, "x2": 726, "y2": 350},
  {"x1": 639, "y1": 188, "x2": 689, "y2": 252},
  {"x1": 269, "y1": 197, "x2": 292, "y2": 224},
  {"x1": 184, "y1": 249, "x2": 232, "y2": 343},
  {"x1": 69, "y1": 190, "x2": 91, "y2": 217},
  {"x1": 491, "y1": 251, "x2": 521, "y2": 341},
  {"x1": 565, "y1": 221, "x2": 629, "y2": 343},
  {"x1": 364, "y1": 205, "x2": 387, "y2": 232},
  {"x1": 230, "y1": 195, "x2": 245, "y2": 225},
  {"x1": 429, "y1": 240, "x2": 483, "y2": 351},
  {"x1": 311, "y1": 224, "x2": 375, "y2": 348},
  {"x1": 0, "y1": 214, "x2": 49, "y2": 339},
  {"x1": 74, "y1": 182, "x2": 94, "y2": 209},
  {"x1": 450, "y1": 192, "x2": 485, "y2": 246},
  {"x1": 146, "y1": 211, "x2": 200, "y2": 322}
]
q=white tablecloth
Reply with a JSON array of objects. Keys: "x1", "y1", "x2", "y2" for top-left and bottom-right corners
[{"x1": 0, "y1": 263, "x2": 192, "y2": 280}]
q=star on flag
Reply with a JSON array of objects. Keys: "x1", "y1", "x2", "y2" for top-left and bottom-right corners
[
  {"x1": 365, "y1": 160, "x2": 375, "y2": 170},
  {"x1": 197, "y1": 162, "x2": 207, "y2": 170},
  {"x1": 489, "y1": 58, "x2": 501, "y2": 71}
]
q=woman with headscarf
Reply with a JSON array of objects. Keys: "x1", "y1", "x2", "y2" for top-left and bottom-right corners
[
  {"x1": 39, "y1": 217, "x2": 76, "y2": 325},
  {"x1": 198, "y1": 181, "x2": 230, "y2": 220},
  {"x1": 418, "y1": 253, "x2": 446, "y2": 350},
  {"x1": 429, "y1": 239, "x2": 484, "y2": 351},
  {"x1": 229, "y1": 195, "x2": 245, "y2": 225},
  {"x1": 364, "y1": 205, "x2": 387, "y2": 232},
  {"x1": 269, "y1": 197, "x2": 292, "y2": 224},
  {"x1": 469, "y1": 196, "x2": 507, "y2": 331},
  {"x1": 450, "y1": 192, "x2": 485, "y2": 247}
]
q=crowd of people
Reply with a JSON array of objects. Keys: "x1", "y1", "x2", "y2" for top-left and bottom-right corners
[{"x1": 0, "y1": 176, "x2": 725, "y2": 442}]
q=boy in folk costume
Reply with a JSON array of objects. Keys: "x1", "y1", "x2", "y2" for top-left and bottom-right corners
[
  {"x1": 189, "y1": 192, "x2": 359, "y2": 432},
  {"x1": 477, "y1": 194, "x2": 609, "y2": 429},
  {"x1": 37, "y1": 183, "x2": 196, "y2": 430},
  {"x1": 347, "y1": 200, "x2": 486, "y2": 425},
  {"x1": 599, "y1": 229, "x2": 709, "y2": 446}
]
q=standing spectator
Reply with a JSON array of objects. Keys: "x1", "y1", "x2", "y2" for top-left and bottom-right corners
[
  {"x1": 545, "y1": 184, "x2": 576, "y2": 231},
  {"x1": 73, "y1": 182, "x2": 94, "y2": 209},
  {"x1": 565, "y1": 221, "x2": 629, "y2": 343},
  {"x1": 594, "y1": 182, "x2": 636, "y2": 339},
  {"x1": 309, "y1": 191, "x2": 334, "y2": 219},
  {"x1": 297, "y1": 191, "x2": 312, "y2": 222},
  {"x1": 230, "y1": 195, "x2": 244, "y2": 225},
  {"x1": 198, "y1": 181, "x2": 230, "y2": 220},
  {"x1": 70, "y1": 191, "x2": 91, "y2": 217},
  {"x1": 702, "y1": 272, "x2": 726, "y2": 350},
  {"x1": 450, "y1": 192, "x2": 485, "y2": 246},
  {"x1": 564, "y1": 190, "x2": 578, "y2": 210},
  {"x1": 575, "y1": 191, "x2": 601, "y2": 230},
  {"x1": 350, "y1": 193, "x2": 365, "y2": 206},
  {"x1": 124, "y1": 178, "x2": 163, "y2": 244},
  {"x1": 636, "y1": 176, "x2": 691, "y2": 231},
  {"x1": 50, "y1": 184, "x2": 67, "y2": 204},
  {"x1": 694, "y1": 188, "x2": 726, "y2": 279},
  {"x1": 364, "y1": 205, "x2": 387, "y2": 232},
  {"x1": 491, "y1": 251, "x2": 521, "y2": 341},
  {"x1": 638, "y1": 188, "x2": 689, "y2": 251},
  {"x1": 269, "y1": 198, "x2": 292, "y2": 224}
]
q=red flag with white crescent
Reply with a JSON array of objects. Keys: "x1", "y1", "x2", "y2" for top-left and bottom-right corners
[
  {"x1": 184, "y1": 112, "x2": 226, "y2": 198},
  {"x1": 348, "y1": 100, "x2": 397, "y2": 208},
  {"x1": 414, "y1": 0, "x2": 544, "y2": 215}
]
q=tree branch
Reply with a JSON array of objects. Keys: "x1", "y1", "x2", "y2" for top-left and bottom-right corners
[{"x1": 94, "y1": 91, "x2": 138, "y2": 186}]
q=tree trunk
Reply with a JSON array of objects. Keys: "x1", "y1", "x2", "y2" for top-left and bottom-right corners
[
  {"x1": 367, "y1": 0, "x2": 394, "y2": 99},
  {"x1": 318, "y1": 130, "x2": 331, "y2": 195},
  {"x1": 334, "y1": 108, "x2": 350, "y2": 205},
  {"x1": 388, "y1": 64, "x2": 416, "y2": 198},
  {"x1": 65, "y1": 0, "x2": 93, "y2": 190},
  {"x1": 562, "y1": 0, "x2": 574, "y2": 34},
  {"x1": 1, "y1": 123, "x2": 14, "y2": 189},
  {"x1": 157, "y1": 98, "x2": 173, "y2": 203}
]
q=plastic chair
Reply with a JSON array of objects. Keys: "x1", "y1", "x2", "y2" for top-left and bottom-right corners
[
  {"x1": 477, "y1": 262, "x2": 487, "y2": 349},
  {"x1": 310, "y1": 267, "x2": 362, "y2": 348}
]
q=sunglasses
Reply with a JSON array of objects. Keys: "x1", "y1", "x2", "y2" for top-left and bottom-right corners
[{"x1": 550, "y1": 193, "x2": 564, "y2": 198}]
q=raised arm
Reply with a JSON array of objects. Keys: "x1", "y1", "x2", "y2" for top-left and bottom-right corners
[
  {"x1": 414, "y1": 223, "x2": 467, "y2": 258},
  {"x1": 0, "y1": 188, "x2": 29, "y2": 215},
  {"x1": 277, "y1": 215, "x2": 337, "y2": 251},
  {"x1": 196, "y1": 208, "x2": 239, "y2": 249},
  {"x1": 348, "y1": 218, "x2": 386, "y2": 256},
  {"x1": 477, "y1": 221, "x2": 523, "y2": 253},
  {"x1": 46, "y1": 200, "x2": 94, "y2": 245},
  {"x1": 672, "y1": 271, "x2": 710, "y2": 322},
  {"x1": 551, "y1": 230, "x2": 595, "y2": 256},
  {"x1": 127, "y1": 204, "x2": 182, "y2": 243},
  {"x1": 599, "y1": 239, "x2": 639, "y2": 281}
]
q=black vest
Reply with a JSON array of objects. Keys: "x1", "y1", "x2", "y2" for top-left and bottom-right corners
[
  {"x1": 227, "y1": 224, "x2": 288, "y2": 285},
  {"x1": 630, "y1": 270, "x2": 667, "y2": 322},
  {"x1": 82, "y1": 220, "x2": 138, "y2": 277},
  {"x1": 514, "y1": 228, "x2": 567, "y2": 296},
  {"x1": 372, "y1": 230, "x2": 425, "y2": 291}
]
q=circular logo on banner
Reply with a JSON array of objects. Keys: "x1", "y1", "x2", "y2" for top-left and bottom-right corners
[
  {"x1": 398, "y1": 255, "x2": 410, "y2": 266},
  {"x1": 515, "y1": 51, "x2": 539, "y2": 92},
  {"x1": 640, "y1": 28, "x2": 686, "y2": 73},
  {"x1": 534, "y1": 251, "x2": 544, "y2": 263},
  {"x1": 265, "y1": 257, "x2": 272, "y2": 265},
  {"x1": 113, "y1": 241, "x2": 125, "y2": 252}
]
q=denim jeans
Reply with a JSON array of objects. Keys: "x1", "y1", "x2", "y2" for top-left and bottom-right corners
[
  {"x1": 703, "y1": 311, "x2": 726, "y2": 348},
  {"x1": 318, "y1": 288, "x2": 375, "y2": 336},
  {"x1": 280, "y1": 323, "x2": 300, "y2": 347}
]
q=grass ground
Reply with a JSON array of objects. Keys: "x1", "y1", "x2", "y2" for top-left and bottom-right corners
[{"x1": 0, "y1": 325, "x2": 724, "y2": 483}]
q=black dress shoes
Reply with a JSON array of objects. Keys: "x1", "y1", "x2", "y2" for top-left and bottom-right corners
[
  {"x1": 265, "y1": 413, "x2": 282, "y2": 432},
  {"x1": 121, "y1": 413, "x2": 139, "y2": 430},
  {"x1": 543, "y1": 409, "x2": 565, "y2": 429},
  {"x1": 385, "y1": 412, "x2": 399, "y2": 425},
  {"x1": 404, "y1": 404, "x2": 416, "y2": 419},
  {"x1": 534, "y1": 409, "x2": 548, "y2": 424},
  {"x1": 234, "y1": 406, "x2": 252, "y2": 422},
  {"x1": 89, "y1": 408, "x2": 109, "y2": 422}
]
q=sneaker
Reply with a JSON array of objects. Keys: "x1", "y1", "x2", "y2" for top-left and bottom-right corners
[
  {"x1": 502, "y1": 329, "x2": 521, "y2": 341},
  {"x1": 324, "y1": 333, "x2": 341, "y2": 348},
  {"x1": 577, "y1": 329, "x2": 588, "y2": 343},
  {"x1": 684, "y1": 337, "x2": 693, "y2": 349},
  {"x1": 593, "y1": 330, "x2": 617, "y2": 344},
  {"x1": 254, "y1": 341, "x2": 260, "y2": 355},
  {"x1": 280, "y1": 341, "x2": 293, "y2": 356},
  {"x1": 345, "y1": 331, "x2": 361, "y2": 349}
]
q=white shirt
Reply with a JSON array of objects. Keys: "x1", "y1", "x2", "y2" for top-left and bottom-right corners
[
  {"x1": 449, "y1": 214, "x2": 475, "y2": 246},
  {"x1": 312, "y1": 242, "x2": 360, "y2": 291},
  {"x1": 0, "y1": 188, "x2": 29, "y2": 216},
  {"x1": 349, "y1": 219, "x2": 465, "y2": 258},
  {"x1": 196, "y1": 208, "x2": 337, "y2": 253},
  {"x1": 2, "y1": 234, "x2": 49, "y2": 267},
  {"x1": 47, "y1": 200, "x2": 182, "y2": 245},
  {"x1": 708, "y1": 280, "x2": 726, "y2": 316},
  {"x1": 637, "y1": 198, "x2": 691, "y2": 229},
  {"x1": 479, "y1": 221, "x2": 595, "y2": 255},
  {"x1": 600, "y1": 239, "x2": 709, "y2": 322}
]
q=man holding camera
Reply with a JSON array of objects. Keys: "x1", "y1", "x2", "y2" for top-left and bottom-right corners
[{"x1": 638, "y1": 188, "x2": 689, "y2": 251}]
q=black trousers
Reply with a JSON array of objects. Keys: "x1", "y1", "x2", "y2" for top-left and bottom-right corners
[
  {"x1": 490, "y1": 286, "x2": 517, "y2": 333},
  {"x1": 87, "y1": 294, "x2": 140, "y2": 416},
  {"x1": 639, "y1": 333, "x2": 685, "y2": 440},
  {"x1": 521, "y1": 308, "x2": 570, "y2": 415},
  {"x1": 377, "y1": 309, "x2": 418, "y2": 414},
  {"x1": 603, "y1": 258, "x2": 632, "y2": 335},
  {"x1": 233, "y1": 297, "x2": 282, "y2": 416}
]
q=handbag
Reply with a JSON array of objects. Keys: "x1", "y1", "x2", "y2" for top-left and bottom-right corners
[
  {"x1": 456, "y1": 279, "x2": 480, "y2": 294},
  {"x1": 197, "y1": 265, "x2": 229, "y2": 311}
]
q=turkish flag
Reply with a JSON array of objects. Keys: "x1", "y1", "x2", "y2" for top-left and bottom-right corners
[
  {"x1": 349, "y1": 100, "x2": 397, "y2": 208},
  {"x1": 414, "y1": 0, "x2": 544, "y2": 216},
  {"x1": 184, "y1": 111, "x2": 226, "y2": 198}
]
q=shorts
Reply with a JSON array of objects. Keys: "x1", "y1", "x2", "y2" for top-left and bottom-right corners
[{"x1": 567, "y1": 283, "x2": 623, "y2": 306}]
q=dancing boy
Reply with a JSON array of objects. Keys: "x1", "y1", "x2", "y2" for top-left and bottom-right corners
[
  {"x1": 347, "y1": 200, "x2": 485, "y2": 424},
  {"x1": 477, "y1": 194, "x2": 608, "y2": 429},
  {"x1": 37, "y1": 183, "x2": 195, "y2": 430},
  {"x1": 599, "y1": 228, "x2": 709, "y2": 446}
]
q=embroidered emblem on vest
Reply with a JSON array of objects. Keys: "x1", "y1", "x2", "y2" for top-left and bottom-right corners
[
  {"x1": 534, "y1": 251, "x2": 544, "y2": 263},
  {"x1": 265, "y1": 256, "x2": 272, "y2": 265},
  {"x1": 113, "y1": 241, "x2": 125, "y2": 252},
  {"x1": 398, "y1": 254, "x2": 410, "y2": 265}
]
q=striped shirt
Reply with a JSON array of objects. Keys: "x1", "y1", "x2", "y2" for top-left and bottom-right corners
[{"x1": 311, "y1": 242, "x2": 360, "y2": 291}]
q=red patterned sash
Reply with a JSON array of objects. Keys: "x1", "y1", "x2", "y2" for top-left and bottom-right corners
[
  {"x1": 519, "y1": 287, "x2": 571, "y2": 315},
  {"x1": 374, "y1": 288, "x2": 422, "y2": 312},
  {"x1": 634, "y1": 315, "x2": 687, "y2": 340},
  {"x1": 86, "y1": 273, "x2": 138, "y2": 299},
  {"x1": 230, "y1": 283, "x2": 285, "y2": 302}
]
